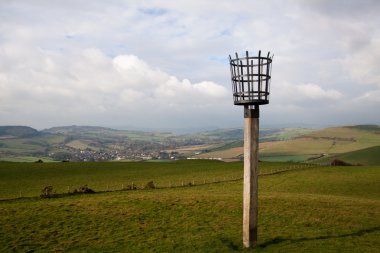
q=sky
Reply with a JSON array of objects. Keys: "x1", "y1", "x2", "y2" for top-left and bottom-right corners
[{"x1": 0, "y1": 0, "x2": 379, "y2": 130}]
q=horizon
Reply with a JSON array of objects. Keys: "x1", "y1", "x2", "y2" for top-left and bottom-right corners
[
  {"x1": 1, "y1": 123, "x2": 379, "y2": 135},
  {"x1": 1, "y1": 1, "x2": 379, "y2": 129}
]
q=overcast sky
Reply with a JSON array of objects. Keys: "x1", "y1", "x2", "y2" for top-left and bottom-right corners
[{"x1": 0, "y1": 0, "x2": 379, "y2": 130}]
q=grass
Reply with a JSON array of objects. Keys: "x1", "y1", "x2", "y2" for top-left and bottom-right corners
[
  {"x1": 260, "y1": 154, "x2": 311, "y2": 162},
  {"x1": 0, "y1": 138, "x2": 46, "y2": 154},
  {"x1": 199, "y1": 126, "x2": 380, "y2": 164},
  {"x1": 65, "y1": 140, "x2": 94, "y2": 150},
  {"x1": 0, "y1": 160, "x2": 295, "y2": 199},
  {"x1": 315, "y1": 146, "x2": 380, "y2": 166},
  {"x1": 0, "y1": 156, "x2": 55, "y2": 163},
  {"x1": 194, "y1": 147, "x2": 243, "y2": 160},
  {"x1": 336, "y1": 146, "x2": 380, "y2": 165},
  {"x1": 0, "y1": 162, "x2": 379, "y2": 252},
  {"x1": 208, "y1": 140, "x2": 244, "y2": 152},
  {"x1": 306, "y1": 126, "x2": 380, "y2": 153},
  {"x1": 261, "y1": 128, "x2": 314, "y2": 141}
]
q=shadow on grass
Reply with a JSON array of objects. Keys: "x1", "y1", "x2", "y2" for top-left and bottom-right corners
[
  {"x1": 259, "y1": 226, "x2": 380, "y2": 248},
  {"x1": 220, "y1": 237, "x2": 240, "y2": 251}
]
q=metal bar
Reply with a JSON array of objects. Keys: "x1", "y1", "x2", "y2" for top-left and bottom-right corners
[
  {"x1": 251, "y1": 59, "x2": 254, "y2": 101},
  {"x1": 269, "y1": 54, "x2": 274, "y2": 97},
  {"x1": 246, "y1": 51, "x2": 251, "y2": 101},
  {"x1": 257, "y1": 50, "x2": 261, "y2": 100},
  {"x1": 229, "y1": 55, "x2": 234, "y2": 97},
  {"x1": 240, "y1": 60, "x2": 245, "y2": 100},
  {"x1": 235, "y1": 53, "x2": 241, "y2": 102},
  {"x1": 230, "y1": 55, "x2": 237, "y2": 101},
  {"x1": 265, "y1": 53, "x2": 270, "y2": 101},
  {"x1": 261, "y1": 58, "x2": 264, "y2": 99}
]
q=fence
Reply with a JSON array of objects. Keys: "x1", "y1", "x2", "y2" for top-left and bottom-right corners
[{"x1": 4, "y1": 163, "x2": 322, "y2": 200}]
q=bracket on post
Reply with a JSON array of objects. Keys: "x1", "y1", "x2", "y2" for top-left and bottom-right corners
[{"x1": 244, "y1": 105, "x2": 260, "y2": 118}]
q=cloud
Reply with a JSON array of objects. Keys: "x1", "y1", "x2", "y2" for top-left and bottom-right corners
[
  {"x1": 0, "y1": 0, "x2": 379, "y2": 129},
  {"x1": 113, "y1": 53, "x2": 228, "y2": 102},
  {"x1": 274, "y1": 82, "x2": 343, "y2": 105},
  {"x1": 0, "y1": 44, "x2": 230, "y2": 128},
  {"x1": 341, "y1": 38, "x2": 380, "y2": 87},
  {"x1": 295, "y1": 83, "x2": 343, "y2": 100},
  {"x1": 354, "y1": 89, "x2": 380, "y2": 104}
]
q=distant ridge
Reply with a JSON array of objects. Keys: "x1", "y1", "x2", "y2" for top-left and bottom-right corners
[
  {"x1": 344, "y1": 125, "x2": 380, "y2": 133},
  {"x1": 0, "y1": 126, "x2": 39, "y2": 138},
  {"x1": 42, "y1": 125, "x2": 116, "y2": 134},
  {"x1": 0, "y1": 124, "x2": 379, "y2": 163}
]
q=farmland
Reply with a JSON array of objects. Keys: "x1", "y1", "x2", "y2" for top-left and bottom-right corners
[
  {"x1": 0, "y1": 160, "x2": 379, "y2": 252},
  {"x1": 1, "y1": 124, "x2": 378, "y2": 164},
  {"x1": 192, "y1": 125, "x2": 380, "y2": 164}
]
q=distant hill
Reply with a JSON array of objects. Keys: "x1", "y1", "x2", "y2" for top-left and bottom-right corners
[
  {"x1": 189, "y1": 127, "x2": 312, "y2": 142},
  {"x1": 0, "y1": 126, "x2": 39, "y2": 138},
  {"x1": 344, "y1": 124, "x2": 380, "y2": 133},
  {"x1": 316, "y1": 146, "x2": 380, "y2": 166},
  {"x1": 260, "y1": 125, "x2": 380, "y2": 164},
  {"x1": 42, "y1": 125, "x2": 119, "y2": 134},
  {"x1": 191, "y1": 125, "x2": 380, "y2": 164},
  {"x1": 0, "y1": 124, "x2": 379, "y2": 163}
]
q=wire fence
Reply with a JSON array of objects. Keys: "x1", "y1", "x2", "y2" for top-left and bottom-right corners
[{"x1": 3, "y1": 163, "x2": 323, "y2": 201}]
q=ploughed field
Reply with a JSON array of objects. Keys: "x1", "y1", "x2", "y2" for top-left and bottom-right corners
[{"x1": 0, "y1": 160, "x2": 379, "y2": 252}]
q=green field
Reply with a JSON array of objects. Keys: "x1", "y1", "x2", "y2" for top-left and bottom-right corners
[
  {"x1": 0, "y1": 160, "x2": 295, "y2": 200},
  {"x1": 0, "y1": 156, "x2": 56, "y2": 163},
  {"x1": 0, "y1": 160, "x2": 379, "y2": 252},
  {"x1": 315, "y1": 146, "x2": 380, "y2": 166}
]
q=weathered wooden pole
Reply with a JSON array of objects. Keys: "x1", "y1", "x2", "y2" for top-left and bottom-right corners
[
  {"x1": 243, "y1": 105, "x2": 259, "y2": 248},
  {"x1": 229, "y1": 50, "x2": 273, "y2": 248}
]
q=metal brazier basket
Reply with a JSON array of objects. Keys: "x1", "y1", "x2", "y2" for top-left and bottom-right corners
[{"x1": 229, "y1": 51, "x2": 273, "y2": 106}]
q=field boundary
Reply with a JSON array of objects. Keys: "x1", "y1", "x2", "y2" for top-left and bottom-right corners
[{"x1": 1, "y1": 163, "x2": 321, "y2": 201}]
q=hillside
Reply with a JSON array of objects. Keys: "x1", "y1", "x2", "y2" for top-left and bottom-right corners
[
  {"x1": 0, "y1": 126, "x2": 39, "y2": 138},
  {"x1": 0, "y1": 161, "x2": 379, "y2": 252},
  {"x1": 188, "y1": 127, "x2": 313, "y2": 142},
  {"x1": 315, "y1": 146, "x2": 380, "y2": 166},
  {"x1": 0, "y1": 124, "x2": 378, "y2": 164},
  {"x1": 0, "y1": 125, "x2": 310, "y2": 162},
  {"x1": 192, "y1": 125, "x2": 380, "y2": 165},
  {"x1": 0, "y1": 125, "x2": 189, "y2": 162}
]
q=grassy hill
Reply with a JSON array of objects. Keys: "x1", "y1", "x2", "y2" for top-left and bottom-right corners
[
  {"x1": 1, "y1": 124, "x2": 379, "y2": 164},
  {"x1": 315, "y1": 146, "x2": 380, "y2": 165},
  {"x1": 0, "y1": 161, "x2": 379, "y2": 252},
  {"x1": 189, "y1": 128, "x2": 313, "y2": 143},
  {"x1": 0, "y1": 126, "x2": 39, "y2": 138},
  {"x1": 0, "y1": 125, "x2": 180, "y2": 161},
  {"x1": 192, "y1": 125, "x2": 380, "y2": 164}
]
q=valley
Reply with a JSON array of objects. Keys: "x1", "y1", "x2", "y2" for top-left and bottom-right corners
[{"x1": 0, "y1": 125, "x2": 379, "y2": 165}]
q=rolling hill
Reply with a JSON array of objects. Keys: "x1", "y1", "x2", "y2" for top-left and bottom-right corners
[
  {"x1": 192, "y1": 125, "x2": 380, "y2": 165},
  {"x1": 0, "y1": 125, "x2": 379, "y2": 164},
  {"x1": 315, "y1": 146, "x2": 380, "y2": 165},
  {"x1": 0, "y1": 126, "x2": 39, "y2": 138}
]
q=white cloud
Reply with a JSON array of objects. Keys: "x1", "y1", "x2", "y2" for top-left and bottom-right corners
[
  {"x1": 0, "y1": 0, "x2": 379, "y2": 128},
  {"x1": 0, "y1": 43, "x2": 230, "y2": 128},
  {"x1": 342, "y1": 38, "x2": 380, "y2": 87},
  {"x1": 273, "y1": 82, "x2": 343, "y2": 105},
  {"x1": 295, "y1": 83, "x2": 343, "y2": 100},
  {"x1": 354, "y1": 89, "x2": 380, "y2": 104}
]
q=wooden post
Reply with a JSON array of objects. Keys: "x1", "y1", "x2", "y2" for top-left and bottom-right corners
[{"x1": 243, "y1": 105, "x2": 259, "y2": 248}]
